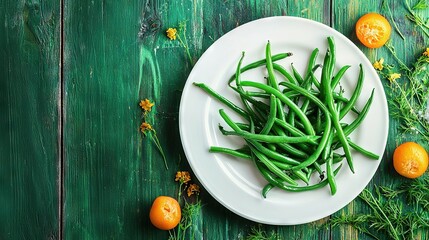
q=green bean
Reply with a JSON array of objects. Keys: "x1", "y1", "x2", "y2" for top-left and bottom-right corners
[
  {"x1": 273, "y1": 63, "x2": 298, "y2": 84},
  {"x1": 244, "y1": 91, "x2": 270, "y2": 98},
  {"x1": 292, "y1": 169, "x2": 310, "y2": 184},
  {"x1": 334, "y1": 93, "x2": 361, "y2": 115},
  {"x1": 348, "y1": 139, "x2": 379, "y2": 159},
  {"x1": 219, "y1": 110, "x2": 319, "y2": 144},
  {"x1": 276, "y1": 98, "x2": 286, "y2": 122},
  {"x1": 331, "y1": 65, "x2": 351, "y2": 89},
  {"x1": 239, "y1": 81, "x2": 316, "y2": 136},
  {"x1": 305, "y1": 168, "x2": 314, "y2": 182},
  {"x1": 193, "y1": 82, "x2": 248, "y2": 118},
  {"x1": 313, "y1": 162, "x2": 323, "y2": 176},
  {"x1": 291, "y1": 63, "x2": 304, "y2": 85},
  {"x1": 276, "y1": 142, "x2": 309, "y2": 158},
  {"x1": 219, "y1": 124, "x2": 319, "y2": 144},
  {"x1": 321, "y1": 37, "x2": 354, "y2": 173},
  {"x1": 287, "y1": 61, "x2": 320, "y2": 126},
  {"x1": 247, "y1": 140, "x2": 300, "y2": 166},
  {"x1": 209, "y1": 146, "x2": 251, "y2": 159},
  {"x1": 310, "y1": 71, "x2": 321, "y2": 89},
  {"x1": 305, "y1": 48, "x2": 320, "y2": 80},
  {"x1": 315, "y1": 108, "x2": 323, "y2": 133},
  {"x1": 250, "y1": 146, "x2": 298, "y2": 186},
  {"x1": 267, "y1": 145, "x2": 277, "y2": 152},
  {"x1": 234, "y1": 52, "x2": 263, "y2": 125},
  {"x1": 283, "y1": 88, "x2": 362, "y2": 114},
  {"x1": 326, "y1": 153, "x2": 337, "y2": 195},
  {"x1": 274, "y1": 80, "x2": 333, "y2": 170},
  {"x1": 266, "y1": 41, "x2": 279, "y2": 89},
  {"x1": 260, "y1": 94, "x2": 277, "y2": 134},
  {"x1": 340, "y1": 89, "x2": 375, "y2": 138},
  {"x1": 262, "y1": 184, "x2": 275, "y2": 198},
  {"x1": 274, "y1": 118, "x2": 307, "y2": 137},
  {"x1": 256, "y1": 160, "x2": 343, "y2": 193},
  {"x1": 228, "y1": 52, "x2": 293, "y2": 85},
  {"x1": 273, "y1": 119, "x2": 319, "y2": 145},
  {"x1": 339, "y1": 64, "x2": 364, "y2": 119},
  {"x1": 268, "y1": 160, "x2": 309, "y2": 184}
]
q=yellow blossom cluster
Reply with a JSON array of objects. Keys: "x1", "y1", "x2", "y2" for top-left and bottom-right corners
[
  {"x1": 187, "y1": 184, "x2": 200, "y2": 197},
  {"x1": 423, "y1": 48, "x2": 429, "y2": 57},
  {"x1": 175, "y1": 171, "x2": 191, "y2": 184},
  {"x1": 166, "y1": 28, "x2": 177, "y2": 40},
  {"x1": 175, "y1": 171, "x2": 200, "y2": 197},
  {"x1": 139, "y1": 98, "x2": 155, "y2": 134},
  {"x1": 140, "y1": 122, "x2": 153, "y2": 132},
  {"x1": 388, "y1": 73, "x2": 401, "y2": 82},
  {"x1": 139, "y1": 99, "x2": 154, "y2": 112},
  {"x1": 373, "y1": 58, "x2": 384, "y2": 71}
]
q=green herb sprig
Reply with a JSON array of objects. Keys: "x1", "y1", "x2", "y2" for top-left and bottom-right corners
[
  {"x1": 139, "y1": 99, "x2": 169, "y2": 169},
  {"x1": 242, "y1": 225, "x2": 281, "y2": 240},
  {"x1": 330, "y1": 178, "x2": 429, "y2": 240},
  {"x1": 405, "y1": 0, "x2": 429, "y2": 38},
  {"x1": 166, "y1": 21, "x2": 194, "y2": 66},
  {"x1": 377, "y1": 45, "x2": 429, "y2": 142},
  {"x1": 169, "y1": 171, "x2": 202, "y2": 240}
]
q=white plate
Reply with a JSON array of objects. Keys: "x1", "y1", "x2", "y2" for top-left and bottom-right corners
[{"x1": 179, "y1": 16, "x2": 388, "y2": 225}]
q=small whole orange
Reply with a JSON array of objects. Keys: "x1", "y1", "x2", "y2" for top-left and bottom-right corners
[
  {"x1": 393, "y1": 142, "x2": 428, "y2": 179},
  {"x1": 355, "y1": 13, "x2": 391, "y2": 48},
  {"x1": 149, "y1": 196, "x2": 181, "y2": 230}
]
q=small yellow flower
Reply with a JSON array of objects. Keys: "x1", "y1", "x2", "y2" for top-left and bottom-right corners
[
  {"x1": 373, "y1": 58, "x2": 384, "y2": 71},
  {"x1": 388, "y1": 73, "x2": 401, "y2": 82},
  {"x1": 175, "y1": 171, "x2": 191, "y2": 184},
  {"x1": 166, "y1": 28, "x2": 177, "y2": 40},
  {"x1": 139, "y1": 99, "x2": 154, "y2": 112},
  {"x1": 140, "y1": 122, "x2": 153, "y2": 133},
  {"x1": 423, "y1": 48, "x2": 429, "y2": 57},
  {"x1": 187, "y1": 183, "x2": 200, "y2": 197}
]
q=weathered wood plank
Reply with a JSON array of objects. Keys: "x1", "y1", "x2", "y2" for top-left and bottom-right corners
[
  {"x1": 63, "y1": 0, "x2": 175, "y2": 239},
  {"x1": 0, "y1": 0, "x2": 60, "y2": 239}
]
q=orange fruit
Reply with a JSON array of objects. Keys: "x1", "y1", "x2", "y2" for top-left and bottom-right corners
[
  {"x1": 149, "y1": 196, "x2": 181, "y2": 230},
  {"x1": 355, "y1": 13, "x2": 391, "y2": 48},
  {"x1": 393, "y1": 142, "x2": 428, "y2": 179}
]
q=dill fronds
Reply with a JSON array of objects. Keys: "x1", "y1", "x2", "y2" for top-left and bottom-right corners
[
  {"x1": 412, "y1": 0, "x2": 429, "y2": 10},
  {"x1": 243, "y1": 225, "x2": 281, "y2": 240},
  {"x1": 169, "y1": 170, "x2": 202, "y2": 240},
  {"x1": 405, "y1": 0, "x2": 429, "y2": 38},
  {"x1": 381, "y1": 45, "x2": 429, "y2": 141},
  {"x1": 330, "y1": 180, "x2": 429, "y2": 240}
]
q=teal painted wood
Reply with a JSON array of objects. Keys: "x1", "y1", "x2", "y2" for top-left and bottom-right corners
[
  {"x1": 63, "y1": 0, "x2": 145, "y2": 239},
  {"x1": 57, "y1": 0, "x2": 429, "y2": 239},
  {"x1": 0, "y1": 0, "x2": 60, "y2": 239},
  {"x1": 3, "y1": 0, "x2": 429, "y2": 239}
]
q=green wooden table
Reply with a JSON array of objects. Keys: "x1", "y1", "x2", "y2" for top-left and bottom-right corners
[{"x1": 1, "y1": 0, "x2": 428, "y2": 239}]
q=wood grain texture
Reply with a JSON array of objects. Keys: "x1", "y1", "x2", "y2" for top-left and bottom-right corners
[
  {"x1": 1, "y1": 0, "x2": 426, "y2": 239},
  {"x1": 63, "y1": 0, "x2": 147, "y2": 239},
  {"x1": 0, "y1": 0, "x2": 60, "y2": 239}
]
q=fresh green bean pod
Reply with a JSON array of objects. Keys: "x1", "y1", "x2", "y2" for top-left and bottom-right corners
[
  {"x1": 239, "y1": 81, "x2": 316, "y2": 136},
  {"x1": 209, "y1": 146, "x2": 251, "y2": 159},
  {"x1": 228, "y1": 52, "x2": 293, "y2": 85},
  {"x1": 250, "y1": 146, "x2": 298, "y2": 186},
  {"x1": 339, "y1": 64, "x2": 364, "y2": 119}
]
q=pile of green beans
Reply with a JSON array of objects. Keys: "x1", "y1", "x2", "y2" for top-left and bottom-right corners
[{"x1": 194, "y1": 37, "x2": 379, "y2": 197}]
